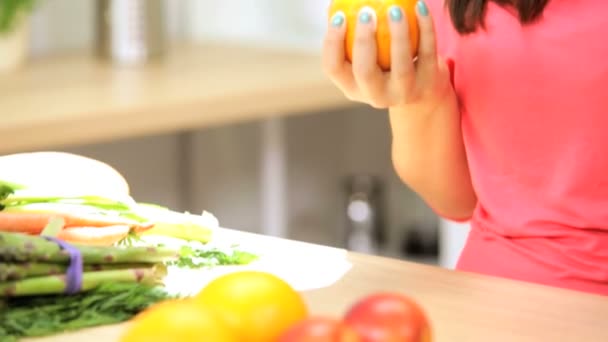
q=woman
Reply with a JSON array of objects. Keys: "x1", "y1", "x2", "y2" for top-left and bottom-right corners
[{"x1": 323, "y1": 0, "x2": 608, "y2": 295}]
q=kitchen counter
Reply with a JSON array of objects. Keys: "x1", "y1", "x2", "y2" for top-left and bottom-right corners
[
  {"x1": 0, "y1": 42, "x2": 352, "y2": 154},
  {"x1": 27, "y1": 228, "x2": 608, "y2": 342}
]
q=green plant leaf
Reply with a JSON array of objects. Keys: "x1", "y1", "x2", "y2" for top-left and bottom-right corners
[{"x1": 0, "y1": 0, "x2": 37, "y2": 35}]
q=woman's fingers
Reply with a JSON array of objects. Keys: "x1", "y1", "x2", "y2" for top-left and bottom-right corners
[
  {"x1": 414, "y1": 0, "x2": 438, "y2": 75},
  {"x1": 352, "y1": 7, "x2": 388, "y2": 108},
  {"x1": 323, "y1": 4, "x2": 437, "y2": 108},
  {"x1": 387, "y1": 5, "x2": 416, "y2": 103},
  {"x1": 322, "y1": 11, "x2": 359, "y2": 99}
]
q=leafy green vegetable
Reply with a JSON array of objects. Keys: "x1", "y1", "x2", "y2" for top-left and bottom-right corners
[
  {"x1": 166, "y1": 245, "x2": 258, "y2": 269},
  {"x1": 0, "y1": 282, "x2": 175, "y2": 341}
]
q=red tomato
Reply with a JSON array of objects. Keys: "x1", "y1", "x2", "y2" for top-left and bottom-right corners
[
  {"x1": 278, "y1": 316, "x2": 361, "y2": 342},
  {"x1": 343, "y1": 293, "x2": 432, "y2": 342}
]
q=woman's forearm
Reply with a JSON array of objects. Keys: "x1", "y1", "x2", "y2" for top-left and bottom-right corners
[{"x1": 389, "y1": 96, "x2": 477, "y2": 220}]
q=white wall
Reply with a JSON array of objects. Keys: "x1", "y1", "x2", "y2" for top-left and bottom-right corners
[
  {"x1": 28, "y1": 0, "x2": 94, "y2": 55},
  {"x1": 181, "y1": 0, "x2": 329, "y2": 49}
]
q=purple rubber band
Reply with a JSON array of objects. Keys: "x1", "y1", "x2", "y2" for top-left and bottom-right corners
[{"x1": 43, "y1": 236, "x2": 83, "y2": 295}]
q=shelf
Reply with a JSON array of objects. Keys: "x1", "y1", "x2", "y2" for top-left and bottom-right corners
[{"x1": 0, "y1": 42, "x2": 353, "y2": 154}]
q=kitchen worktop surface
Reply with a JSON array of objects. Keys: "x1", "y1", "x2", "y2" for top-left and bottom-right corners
[
  {"x1": 26, "y1": 228, "x2": 608, "y2": 342},
  {"x1": 0, "y1": 42, "x2": 352, "y2": 154}
]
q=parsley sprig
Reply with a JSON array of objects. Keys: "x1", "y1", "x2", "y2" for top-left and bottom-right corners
[{"x1": 167, "y1": 245, "x2": 258, "y2": 269}]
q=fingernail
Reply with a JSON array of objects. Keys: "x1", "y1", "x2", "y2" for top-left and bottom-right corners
[
  {"x1": 358, "y1": 6, "x2": 376, "y2": 25},
  {"x1": 389, "y1": 6, "x2": 403, "y2": 22},
  {"x1": 417, "y1": 0, "x2": 429, "y2": 16},
  {"x1": 331, "y1": 11, "x2": 345, "y2": 27}
]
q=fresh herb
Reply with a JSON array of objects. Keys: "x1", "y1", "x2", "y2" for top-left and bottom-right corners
[
  {"x1": 167, "y1": 245, "x2": 258, "y2": 269},
  {"x1": 0, "y1": 181, "x2": 20, "y2": 208},
  {"x1": 0, "y1": 186, "x2": 14, "y2": 202},
  {"x1": 115, "y1": 229, "x2": 145, "y2": 247},
  {"x1": 0, "y1": 282, "x2": 175, "y2": 341}
]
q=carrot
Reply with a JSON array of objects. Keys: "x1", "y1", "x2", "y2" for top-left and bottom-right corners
[
  {"x1": 57, "y1": 225, "x2": 134, "y2": 246},
  {"x1": 0, "y1": 211, "x2": 153, "y2": 235}
]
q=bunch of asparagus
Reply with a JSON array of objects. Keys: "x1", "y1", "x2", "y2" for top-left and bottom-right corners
[{"x1": 0, "y1": 231, "x2": 179, "y2": 297}]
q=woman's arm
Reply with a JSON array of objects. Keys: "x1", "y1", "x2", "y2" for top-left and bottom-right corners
[
  {"x1": 389, "y1": 91, "x2": 476, "y2": 221},
  {"x1": 323, "y1": 1, "x2": 476, "y2": 220}
]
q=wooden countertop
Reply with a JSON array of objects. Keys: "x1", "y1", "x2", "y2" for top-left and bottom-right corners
[
  {"x1": 27, "y1": 229, "x2": 608, "y2": 342},
  {"x1": 0, "y1": 42, "x2": 352, "y2": 154}
]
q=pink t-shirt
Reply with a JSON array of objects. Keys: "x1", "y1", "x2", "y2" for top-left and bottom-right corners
[{"x1": 428, "y1": 0, "x2": 608, "y2": 295}]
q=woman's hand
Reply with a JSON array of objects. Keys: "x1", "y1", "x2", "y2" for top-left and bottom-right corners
[{"x1": 322, "y1": 1, "x2": 454, "y2": 111}]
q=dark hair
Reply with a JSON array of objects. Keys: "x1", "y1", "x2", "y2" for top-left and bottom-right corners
[{"x1": 447, "y1": 0, "x2": 550, "y2": 34}]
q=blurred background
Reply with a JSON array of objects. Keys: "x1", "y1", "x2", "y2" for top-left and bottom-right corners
[{"x1": 0, "y1": 0, "x2": 469, "y2": 269}]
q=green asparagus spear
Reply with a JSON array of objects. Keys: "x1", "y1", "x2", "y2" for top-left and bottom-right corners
[
  {"x1": 0, "y1": 262, "x2": 62, "y2": 281},
  {"x1": 0, "y1": 262, "x2": 151, "y2": 281},
  {"x1": 0, "y1": 265, "x2": 167, "y2": 297},
  {"x1": 0, "y1": 232, "x2": 179, "y2": 264}
]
